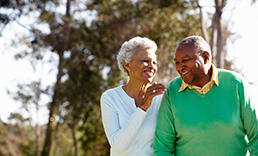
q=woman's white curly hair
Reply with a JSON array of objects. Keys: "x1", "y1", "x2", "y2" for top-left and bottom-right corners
[{"x1": 117, "y1": 36, "x2": 157, "y2": 75}]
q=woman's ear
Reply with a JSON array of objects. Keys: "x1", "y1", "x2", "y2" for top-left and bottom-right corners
[{"x1": 124, "y1": 62, "x2": 131, "y2": 72}]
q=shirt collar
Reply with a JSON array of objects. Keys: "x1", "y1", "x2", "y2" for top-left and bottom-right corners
[{"x1": 179, "y1": 64, "x2": 219, "y2": 92}]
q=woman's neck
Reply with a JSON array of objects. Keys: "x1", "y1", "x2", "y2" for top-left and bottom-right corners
[{"x1": 122, "y1": 80, "x2": 149, "y2": 100}]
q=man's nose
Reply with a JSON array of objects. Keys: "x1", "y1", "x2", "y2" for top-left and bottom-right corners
[{"x1": 177, "y1": 62, "x2": 185, "y2": 71}]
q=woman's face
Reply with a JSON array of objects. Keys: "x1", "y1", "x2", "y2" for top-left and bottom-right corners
[{"x1": 125, "y1": 48, "x2": 157, "y2": 83}]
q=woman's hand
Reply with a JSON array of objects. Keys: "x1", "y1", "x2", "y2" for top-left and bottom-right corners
[{"x1": 139, "y1": 82, "x2": 167, "y2": 111}]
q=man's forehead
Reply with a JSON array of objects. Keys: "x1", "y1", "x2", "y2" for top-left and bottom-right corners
[{"x1": 175, "y1": 45, "x2": 196, "y2": 55}]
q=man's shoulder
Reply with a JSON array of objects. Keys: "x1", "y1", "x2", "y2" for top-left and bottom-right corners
[
  {"x1": 167, "y1": 76, "x2": 182, "y2": 88},
  {"x1": 217, "y1": 68, "x2": 246, "y2": 82}
]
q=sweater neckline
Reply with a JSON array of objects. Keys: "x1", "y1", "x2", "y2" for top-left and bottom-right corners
[
  {"x1": 118, "y1": 85, "x2": 137, "y2": 108},
  {"x1": 119, "y1": 85, "x2": 135, "y2": 100}
]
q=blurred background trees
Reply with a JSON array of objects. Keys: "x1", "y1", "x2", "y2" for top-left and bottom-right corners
[{"x1": 0, "y1": 0, "x2": 254, "y2": 155}]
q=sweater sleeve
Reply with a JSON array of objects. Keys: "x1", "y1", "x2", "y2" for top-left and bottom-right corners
[
  {"x1": 100, "y1": 92, "x2": 147, "y2": 153},
  {"x1": 239, "y1": 77, "x2": 258, "y2": 155},
  {"x1": 153, "y1": 89, "x2": 175, "y2": 156}
]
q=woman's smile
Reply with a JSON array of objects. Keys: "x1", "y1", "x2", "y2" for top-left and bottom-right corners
[{"x1": 144, "y1": 70, "x2": 155, "y2": 77}]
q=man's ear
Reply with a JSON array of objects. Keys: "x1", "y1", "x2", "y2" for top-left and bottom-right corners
[{"x1": 203, "y1": 51, "x2": 210, "y2": 64}]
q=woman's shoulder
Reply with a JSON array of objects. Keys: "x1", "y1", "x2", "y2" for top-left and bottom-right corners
[
  {"x1": 153, "y1": 94, "x2": 163, "y2": 101},
  {"x1": 102, "y1": 85, "x2": 122, "y2": 94},
  {"x1": 152, "y1": 94, "x2": 163, "y2": 106},
  {"x1": 101, "y1": 86, "x2": 122, "y2": 99}
]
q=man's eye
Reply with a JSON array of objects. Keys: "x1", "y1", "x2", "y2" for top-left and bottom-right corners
[{"x1": 182, "y1": 59, "x2": 189, "y2": 62}]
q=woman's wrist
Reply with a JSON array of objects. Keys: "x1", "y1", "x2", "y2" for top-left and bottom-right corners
[{"x1": 139, "y1": 105, "x2": 147, "y2": 112}]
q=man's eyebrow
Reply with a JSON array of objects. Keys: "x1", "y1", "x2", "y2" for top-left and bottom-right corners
[{"x1": 174, "y1": 55, "x2": 190, "y2": 61}]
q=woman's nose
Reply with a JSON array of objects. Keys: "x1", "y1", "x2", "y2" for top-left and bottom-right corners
[{"x1": 149, "y1": 62, "x2": 156, "y2": 69}]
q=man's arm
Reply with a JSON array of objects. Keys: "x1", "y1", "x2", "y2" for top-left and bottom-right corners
[
  {"x1": 153, "y1": 90, "x2": 176, "y2": 156},
  {"x1": 239, "y1": 77, "x2": 258, "y2": 155}
]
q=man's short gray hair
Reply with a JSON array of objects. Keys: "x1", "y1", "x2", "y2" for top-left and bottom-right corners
[
  {"x1": 177, "y1": 35, "x2": 211, "y2": 57},
  {"x1": 117, "y1": 36, "x2": 157, "y2": 75}
]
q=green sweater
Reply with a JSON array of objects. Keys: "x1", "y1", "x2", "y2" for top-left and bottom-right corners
[{"x1": 154, "y1": 69, "x2": 258, "y2": 156}]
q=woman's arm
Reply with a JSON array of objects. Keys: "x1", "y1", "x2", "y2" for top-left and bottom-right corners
[{"x1": 100, "y1": 92, "x2": 147, "y2": 153}]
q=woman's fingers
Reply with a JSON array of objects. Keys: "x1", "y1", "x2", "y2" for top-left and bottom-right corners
[
  {"x1": 140, "y1": 82, "x2": 167, "y2": 111},
  {"x1": 149, "y1": 83, "x2": 167, "y2": 94}
]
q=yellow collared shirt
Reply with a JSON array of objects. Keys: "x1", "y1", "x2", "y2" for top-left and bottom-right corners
[{"x1": 179, "y1": 64, "x2": 219, "y2": 94}]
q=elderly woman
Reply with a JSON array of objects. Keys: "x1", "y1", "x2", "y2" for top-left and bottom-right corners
[{"x1": 100, "y1": 36, "x2": 167, "y2": 156}]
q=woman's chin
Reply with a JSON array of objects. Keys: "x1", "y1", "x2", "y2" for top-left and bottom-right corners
[{"x1": 146, "y1": 77, "x2": 154, "y2": 83}]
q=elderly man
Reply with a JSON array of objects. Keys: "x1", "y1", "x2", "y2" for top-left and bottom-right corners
[{"x1": 153, "y1": 36, "x2": 258, "y2": 155}]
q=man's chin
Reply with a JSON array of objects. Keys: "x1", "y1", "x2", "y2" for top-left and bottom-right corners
[{"x1": 182, "y1": 78, "x2": 191, "y2": 85}]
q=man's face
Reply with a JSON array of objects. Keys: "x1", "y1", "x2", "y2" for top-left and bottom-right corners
[{"x1": 174, "y1": 44, "x2": 207, "y2": 87}]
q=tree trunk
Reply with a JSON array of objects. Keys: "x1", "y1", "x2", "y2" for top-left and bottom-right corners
[
  {"x1": 214, "y1": 0, "x2": 225, "y2": 68},
  {"x1": 41, "y1": 86, "x2": 60, "y2": 156},
  {"x1": 196, "y1": 0, "x2": 209, "y2": 44},
  {"x1": 41, "y1": 0, "x2": 71, "y2": 156},
  {"x1": 71, "y1": 122, "x2": 78, "y2": 156},
  {"x1": 34, "y1": 81, "x2": 41, "y2": 156},
  {"x1": 211, "y1": 1, "x2": 218, "y2": 65},
  {"x1": 35, "y1": 102, "x2": 40, "y2": 156}
]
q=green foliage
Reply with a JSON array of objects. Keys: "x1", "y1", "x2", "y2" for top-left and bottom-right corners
[
  {"x1": 0, "y1": 120, "x2": 8, "y2": 136},
  {"x1": 50, "y1": 124, "x2": 75, "y2": 156},
  {"x1": 0, "y1": 119, "x2": 80, "y2": 156},
  {"x1": 0, "y1": 118, "x2": 46, "y2": 156},
  {"x1": 8, "y1": 113, "x2": 31, "y2": 124},
  {"x1": 19, "y1": 139, "x2": 35, "y2": 156},
  {"x1": 56, "y1": 34, "x2": 108, "y2": 155},
  {"x1": 79, "y1": 105, "x2": 109, "y2": 156}
]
